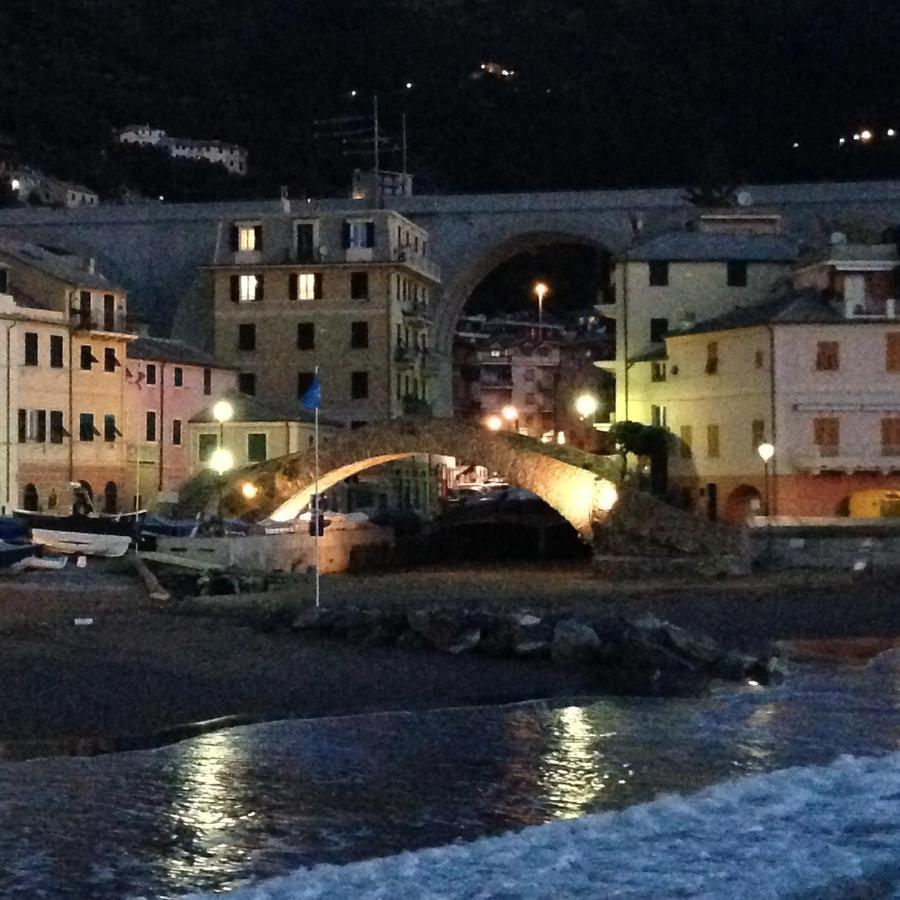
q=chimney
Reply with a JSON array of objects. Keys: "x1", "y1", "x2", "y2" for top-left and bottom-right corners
[
  {"x1": 86, "y1": 257, "x2": 96, "y2": 274},
  {"x1": 280, "y1": 185, "x2": 290, "y2": 214}
]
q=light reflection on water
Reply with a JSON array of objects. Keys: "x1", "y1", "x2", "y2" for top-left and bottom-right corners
[{"x1": 4, "y1": 654, "x2": 900, "y2": 898}]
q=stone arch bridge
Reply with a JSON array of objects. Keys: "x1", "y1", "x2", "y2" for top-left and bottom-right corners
[{"x1": 218, "y1": 417, "x2": 620, "y2": 539}]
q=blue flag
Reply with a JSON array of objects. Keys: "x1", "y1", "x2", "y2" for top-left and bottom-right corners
[{"x1": 302, "y1": 373, "x2": 321, "y2": 410}]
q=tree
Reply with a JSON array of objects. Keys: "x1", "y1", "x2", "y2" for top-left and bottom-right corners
[{"x1": 608, "y1": 421, "x2": 669, "y2": 494}]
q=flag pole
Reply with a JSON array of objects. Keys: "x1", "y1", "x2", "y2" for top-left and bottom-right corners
[{"x1": 314, "y1": 365, "x2": 320, "y2": 608}]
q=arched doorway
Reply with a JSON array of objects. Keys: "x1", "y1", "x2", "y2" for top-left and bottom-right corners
[
  {"x1": 724, "y1": 484, "x2": 762, "y2": 524},
  {"x1": 104, "y1": 481, "x2": 118, "y2": 514},
  {"x1": 22, "y1": 483, "x2": 38, "y2": 511}
]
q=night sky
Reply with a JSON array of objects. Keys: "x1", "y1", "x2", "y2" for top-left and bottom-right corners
[{"x1": 1, "y1": 1, "x2": 900, "y2": 199}]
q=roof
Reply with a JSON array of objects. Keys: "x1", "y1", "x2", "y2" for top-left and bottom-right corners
[
  {"x1": 127, "y1": 336, "x2": 228, "y2": 368},
  {"x1": 189, "y1": 389, "x2": 343, "y2": 427},
  {"x1": 629, "y1": 344, "x2": 668, "y2": 363},
  {"x1": 672, "y1": 290, "x2": 844, "y2": 337},
  {"x1": 0, "y1": 237, "x2": 123, "y2": 291},
  {"x1": 629, "y1": 231, "x2": 803, "y2": 262}
]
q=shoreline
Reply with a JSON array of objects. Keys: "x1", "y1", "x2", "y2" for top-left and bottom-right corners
[{"x1": 2, "y1": 562, "x2": 900, "y2": 761}]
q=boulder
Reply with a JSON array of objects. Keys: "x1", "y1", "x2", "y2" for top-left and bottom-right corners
[
  {"x1": 408, "y1": 608, "x2": 481, "y2": 654},
  {"x1": 551, "y1": 619, "x2": 602, "y2": 665}
]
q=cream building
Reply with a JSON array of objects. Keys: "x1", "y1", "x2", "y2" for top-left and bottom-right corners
[
  {"x1": 207, "y1": 208, "x2": 440, "y2": 428},
  {"x1": 638, "y1": 242, "x2": 900, "y2": 521},
  {"x1": 0, "y1": 240, "x2": 131, "y2": 512},
  {"x1": 599, "y1": 211, "x2": 801, "y2": 423},
  {"x1": 116, "y1": 125, "x2": 248, "y2": 175}
]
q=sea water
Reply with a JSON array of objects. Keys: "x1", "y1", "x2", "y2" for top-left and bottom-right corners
[{"x1": 3, "y1": 652, "x2": 900, "y2": 898}]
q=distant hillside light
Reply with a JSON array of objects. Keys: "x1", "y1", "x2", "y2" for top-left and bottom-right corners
[
  {"x1": 861, "y1": 129, "x2": 873, "y2": 142},
  {"x1": 853, "y1": 133, "x2": 861, "y2": 141},
  {"x1": 888, "y1": 128, "x2": 896, "y2": 138},
  {"x1": 10, "y1": 178, "x2": 19, "y2": 190},
  {"x1": 838, "y1": 137, "x2": 846, "y2": 145},
  {"x1": 406, "y1": 82, "x2": 413, "y2": 89}
]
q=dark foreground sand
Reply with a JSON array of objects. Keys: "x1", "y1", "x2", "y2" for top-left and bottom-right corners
[{"x1": 1, "y1": 561, "x2": 899, "y2": 758}]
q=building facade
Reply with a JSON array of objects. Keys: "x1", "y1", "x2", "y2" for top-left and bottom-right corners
[
  {"x1": 207, "y1": 209, "x2": 441, "y2": 429},
  {"x1": 116, "y1": 125, "x2": 248, "y2": 175}
]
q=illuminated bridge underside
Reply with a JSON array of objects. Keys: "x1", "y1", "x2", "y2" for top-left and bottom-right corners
[{"x1": 222, "y1": 418, "x2": 619, "y2": 539}]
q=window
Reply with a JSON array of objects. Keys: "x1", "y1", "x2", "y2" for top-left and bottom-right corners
[
  {"x1": 651, "y1": 405, "x2": 667, "y2": 428},
  {"x1": 350, "y1": 272, "x2": 369, "y2": 300},
  {"x1": 19, "y1": 409, "x2": 47, "y2": 443},
  {"x1": 754, "y1": 349, "x2": 764, "y2": 369},
  {"x1": 172, "y1": 419, "x2": 182, "y2": 446},
  {"x1": 296, "y1": 223, "x2": 315, "y2": 261},
  {"x1": 23, "y1": 332, "x2": 38, "y2": 366},
  {"x1": 707, "y1": 424, "x2": 720, "y2": 458},
  {"x1": 146, "y1": 363, "x2": 157, "y2": 385},
  {"x1": 751, "y1": 419, "x2": 766, "y2": 450},
  {"x1": 50, "y1": 335, "x2": 64, "y2": 368},
  {"x1": 203, "y1": 367, "x2": 212, "y2": 395},
  {"x1": 238, "y1": 372, "x2": 256, "y2": 395},
  {"x1": 50, "y1": 410, "x2": 64, "y2": 444},
  {"x1": 290, "y1": 272, "x2": 322, "y2": 301},
  {"x1": 882, "y1": 418, "x2": 900, "y2": 455},
  {"x1": 234, "y1": 224, "x2": 261, "y2": 252},
  {"x1": 651, "y1": 362, "x2": 667, "y2": 382},
  {"x1": 814, "y1": 417, "x2": 840, "y2": 456},
  {"x1": 344, "y1": 220, "x2": 374, "y2": 248},
  {"x1": 648, "y1": 261, "x2": 669, "y2": 286},
  {"x1": 680, "y1": 425, "x2": 693, "y2": 458},
  {"x1": 103, "y1": 294, "x2": 116, "y2": 331},
  {"x1": 524, "y1": 368, "x2": 535, "y2": 382},
  {"x1": 0, "y1": 268, "x2": 7, "y2": 293},
  {"x1": 17, "y1": 409, "x2": 25, "y2": 443},
  {"x1": 351, "y1": 371, "x2": 369, "y2": 399},
  {"x1": 297, "y1": 322, "x2": 315, "y2": 350},
  {"x1": 79, "y1": 413, "x2": 96, "y2": 442},
  {"x1": 297, "y1": 371, "x2": 315, "y2": 399},
  {"x1": 80, "y1": 345, "x2": 97, "y2": 370},
  {"x1": 104, "y1": 347, "x2": 119, "y2": 372},
  {"x1": 145, "y1": 410, "x2": 157, "y2": 442},
  {"x1": 816, "y1": 341, "x2": 839, "y2": 371},
  {"x1": 173, "y1": 367, "x2": 183, "y2": 387},
  {"x1": 350, "y1": 321, "x2": 368, "y2": 349},
  {"x1": 247, "y1": 433, "x2": 267, "y2": 463},
  {"x1": 230, "y1": 274, "x2": 263, "y2": 302},
  {"x1": 727, "y1": 260, "x2": 748, "y2": 287},
  {"x1": 650, "y1": 317, "x2": 669, "y2": 343},
  {"x1": 198, "y1": 433, "x2": 218, "y2": 463},
  {"x1": 887, "y1": 333, "x2": 900, "y2": 371},
  {"x1": 78, "y1": 291, "x2": 91, "y2": 324},
  {"x1": 705, "y1": 341, "x2": 719, "y2": 375},
  {"x1": 525, "y1": 392, "x2": 536, "y2": 407},
  {"x1": 238, "y1": 323, "x2": 256, "y2": 351},
  {"x1": 104, "y1": 414, "x2": 117, "y2": 442},
  {"x1": 351, "y1": 420, "x2": 367, "y2": 430}
]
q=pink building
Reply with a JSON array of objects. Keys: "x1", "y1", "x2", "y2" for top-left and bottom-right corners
[{"x1": 125, "y1": 337, "x2": 235, "y2": 509}]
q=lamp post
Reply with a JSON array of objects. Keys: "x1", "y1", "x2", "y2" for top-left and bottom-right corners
[
  {"x1": 501, "y1": 404, "x2": 519, "y2": 432},
  {"x1": 208, "y1": 446, "x2": 234, "y2": 519},
  {"x1": 212, "y1": 399, "x2": 234, "y2": 449},
  {"x1": 533, "y1": 282, "x2": 549, "y2": 340},
  {"x1": 757, "y1": 442, "x2": 774, "y2": 517}
]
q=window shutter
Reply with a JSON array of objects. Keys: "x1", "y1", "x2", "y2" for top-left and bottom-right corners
[
  {"x1": 342, "y1": 222, "x2": 351, "y2": 248},
  {"x1": 17, "y1": 409, "x2": 26, "y2": 443},
  {"x1": 254, "y1": 225, "x2": 263, "y2": 251},
  {"x1": 289, "y1": 273, "x2": 298, "y2": 301},
  {"x1": 314, "y1": 273, "x2": 323, "y2": 299},
  {"x1": 230, "y1": 275, "x2": 240, "y2": 303},
  {"x1": 255, "y1": 274, "x2": 265, "y2": 301},
  {"x1": 365, "y1": 221, "x2": 375, "y2": 247},
  {"x1": 229, "y1": 225, "x2": 239, "y2": 252}
]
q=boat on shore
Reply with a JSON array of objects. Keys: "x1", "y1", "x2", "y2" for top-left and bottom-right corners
[
  {"x1": 14, "y1": 511, "x2": 144, "y2": 558},
  {"x1": 0, "y1": 540, "x2": 42, "y2": 568}
]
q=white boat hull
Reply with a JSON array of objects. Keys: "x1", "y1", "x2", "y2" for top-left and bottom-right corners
[{"x1": 31, "y1": 529, "x2": 132, "y2": 558}]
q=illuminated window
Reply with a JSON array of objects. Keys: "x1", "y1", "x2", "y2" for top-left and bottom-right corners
[
  {"x1": 296, "y1": 273, "x2": 318, "y2": 300},
  {"x1": 238, "y1": 226, "x2": 258, "y2": 251},
  {"x1": 240, "y1": 275, "x2": 258, "y2": 302}
]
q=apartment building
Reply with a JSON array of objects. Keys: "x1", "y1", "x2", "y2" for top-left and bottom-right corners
[
  {"x1": 116, "y1": 125, "x2": 249, "y2": 175},
  {"x1": 207, "y1": 209, "x2": 441, "y2": 428},
  {"x1": 637, "y1": 242, "x2": 900, "y2": 521},
  {"x1": 599, "y1": 210, "x2": 802, "y2": 423},
  {"x1": 125, "y1": 337, "x2": 237, "y2": 508},
  {"x1": 0, "y1": 240, "x2": 131, "y2": 512}
]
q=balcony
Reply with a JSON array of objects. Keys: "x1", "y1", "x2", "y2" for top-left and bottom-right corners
[
  {"x1": 844, "y1": 297, "x2": 898, "y2": 319},
  {"x1": 792, "y1": 445, "x2": 900, "y2": 473},
  {"x1": 392, "y1": 247, "x2": 441, "y2": 283},
  {"x1": 126, "y1": 442, "x2": 159, "y2": 464}
]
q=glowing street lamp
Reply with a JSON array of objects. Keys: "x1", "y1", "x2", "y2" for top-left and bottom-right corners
[
  {"x1": 757, "y1": 442, "x2": 774, "y2": 516},
  {"x1": 485, "y1": 414, "x2": 503, "y2": 432},
  {"x1": 595, "y1": 479, "x2": 619, "y2": 513},
  {"x1": 501, "y1": 404, "x2": 519, "y2": 431},
  {"x1": 213, "y1": 398, "x2": 234, "y2": 450},
  {"x1": 533, "y1": 281, "x2": 549, "y2": 339},
  {"x1": 574, "y1": 393, "x2": 599, "y2": 420},
  {"x1": 208, "y1": 446, "x2": 234, "y2": 477},
  {"x1": 241, "y1": 481, "x2": 259, "y2": 500}
]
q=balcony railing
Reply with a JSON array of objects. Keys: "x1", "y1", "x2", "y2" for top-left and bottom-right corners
[{"x1": 392, "y1": 247, "x2": 441, "y2": 282}]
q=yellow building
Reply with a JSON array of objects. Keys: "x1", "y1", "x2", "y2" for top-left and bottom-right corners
[
  {"x1": 0, "y1": 239, "x2": 132, "y2": 512},
  {"x1": 206, "y1": 208, "x2": 440, "y2": 428}
]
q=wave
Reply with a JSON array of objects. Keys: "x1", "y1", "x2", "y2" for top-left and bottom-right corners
[{"x1": 185, "y1": 750, "x2": 900, "y2": 899}]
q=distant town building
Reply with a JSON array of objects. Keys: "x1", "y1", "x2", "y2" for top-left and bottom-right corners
[
  {"x1": 4, "y1": 166, "x2": 99, "y2": 207},
  {"x1": 206, "y1": 207, "x2": 440, "y2": 428},
  {"x1": 634, "y1": 241, "x2": 900, "y2": 521},
  {"x1": 116, "y1": 125, "x2": 248, "y2": 175}
]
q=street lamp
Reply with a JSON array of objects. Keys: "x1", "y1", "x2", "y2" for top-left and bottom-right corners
[
  {"x1": 501, "y1": 404, "x2": 519, "y2": 431},
  {"x1": 757, "y1": 442, "x2": 774, "y2": 516},
  {"x1": 574, "y1": 393, "x2": 599, "y2": 419},
  {"x1": 485, "y1": 414, "x2": 503, "y2": 432},
  {"x1": 212, "y1": 399, "x2": 234, "y2": 449},
  {"x1": 241, "y1": 481, "x2": 259, "y2": 500},
  {"x1": 209, "y1": 447, "x2": 234, "y2": 477},
  {"x1": 533, "y1": 282, "x2": 549, "y2": 340}
]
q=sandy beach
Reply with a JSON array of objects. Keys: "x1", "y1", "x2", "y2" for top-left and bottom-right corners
[{"x1": 1, "y1": 560, "x2": 899, "y2": 758}]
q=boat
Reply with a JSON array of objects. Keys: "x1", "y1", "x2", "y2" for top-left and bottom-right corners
[
  {"x1": 13, "y1": 510, "x2": 143, "y2": 537},
  {"x1": 27, "y1": 529, "x2": 132, "y2": 558},
  {"x1": 0, "y1": 540, "x2": 42, "y2": 568}
]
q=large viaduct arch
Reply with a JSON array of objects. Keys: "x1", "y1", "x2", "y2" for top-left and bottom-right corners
[{"x1": 216, "y1": 417, "x2": 620, "y2": 539}]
